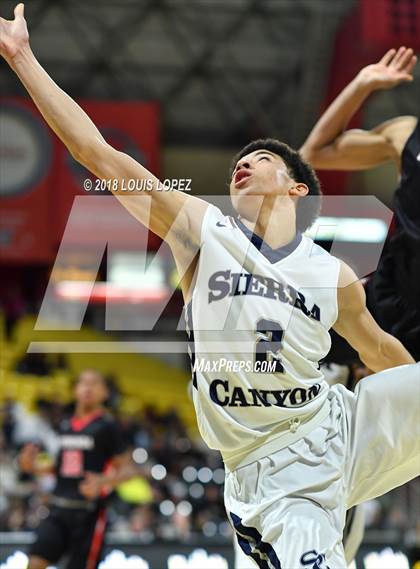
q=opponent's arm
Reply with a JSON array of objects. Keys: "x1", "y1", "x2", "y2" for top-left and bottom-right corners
[
  {"x1": 79, "y1": 452, "x2": 137, "y2": 500},
  {"x1": 0, "y1": 4, "x2": 208, "y2": 246},
  {"x1": 300, "y1": 47, "x2": 417, "y2": 171},
  {"x1": 333, "y1": 262, "x2": 415, "y2": 372}
]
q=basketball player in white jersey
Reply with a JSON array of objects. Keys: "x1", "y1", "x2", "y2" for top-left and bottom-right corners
[{"x1": 1, "y1": 6, "x2": 419, "y2": 567}]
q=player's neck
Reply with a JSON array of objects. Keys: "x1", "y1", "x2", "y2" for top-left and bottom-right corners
[
  {"x1": 240, "y1": 202, "x2": 297, "y2": 250},
  {"x1": 74, "y1": 404, "x2": 103, "y2": 418}
]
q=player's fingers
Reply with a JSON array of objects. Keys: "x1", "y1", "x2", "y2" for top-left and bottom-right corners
[
  {"x1": 399, "y1": 73, "x2": 414, "y2": 82},
  {"x1": 405, "y1": 54, "x2": 417, "y2": 75},
  {"x1": 379, "y1": 48, "x2": 396, "y2": 66},
  {"x1": 392, "y1": 69, "x2": 414, "y2": 83},
  {"x1": 389, "y1": 46, "x2": 407, "y2": 68},
  {"x1": 396, "y1": 47, "x2": 414, "y2": 71},
  {"x1": 393, "y1": 46, "x2": 411, "y2": 68},
  {"x1": 14, "y1": 3, "x2": 24, "y2": 19}
]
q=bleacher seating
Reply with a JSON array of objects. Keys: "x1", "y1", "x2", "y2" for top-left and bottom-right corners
[{"x1": 0, "y1": 314, "x2": 197, "y2": 433}]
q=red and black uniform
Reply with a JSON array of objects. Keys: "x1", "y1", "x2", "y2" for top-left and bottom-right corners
[
  {"x1": 30, "y1": 410, "x2": 126, "y2": 569},
  {"x1": 367, "y1": 117, "x2": 420, "y2": 360}
]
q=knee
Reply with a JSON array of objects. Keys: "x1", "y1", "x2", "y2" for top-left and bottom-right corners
[
  {"x1": 28, "y1": 556, "x2": 49, "y2": 569},
  {"x1": 354, "y1": 363, "x2": 420, "y2": 429},
  {"x1": 356, "y1": 362, "x2": 420, "y2": 399}
]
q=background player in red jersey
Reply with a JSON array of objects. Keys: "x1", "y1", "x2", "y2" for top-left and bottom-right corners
[{"x1": 19, "y1": 369, "x2": 136, "y2": 569}]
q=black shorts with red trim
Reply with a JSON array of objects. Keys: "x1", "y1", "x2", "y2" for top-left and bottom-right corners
[{"x1": 29, "y1": 505, "x2": 107, "y2": 569}]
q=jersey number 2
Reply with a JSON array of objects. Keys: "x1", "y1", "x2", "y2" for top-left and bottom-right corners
[
  {"x1": 255, "y1": 318, "x2": 285, "y2": 373},
  {"x1": 60, "y1": 449, "x2": 84, "y2": 478}
]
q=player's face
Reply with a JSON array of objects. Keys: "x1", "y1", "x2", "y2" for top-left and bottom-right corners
[
  {"x1": 229, "y1": 150, "x2": 295, "y2": 219},
  {"x1": 74, "y1": 370, "x2": 108, "y2": 407}
]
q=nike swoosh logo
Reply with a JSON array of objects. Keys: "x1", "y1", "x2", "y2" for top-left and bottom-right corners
[
  {"x1": 417, "y1": 152, "x2": 420, "y2": 162},
  {"x1": 216, "y1": 221, "x2": 226, "y2": 227}
]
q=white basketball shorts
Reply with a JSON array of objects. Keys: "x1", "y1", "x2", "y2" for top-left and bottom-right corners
[{"x1": 224, "y1": 363, "x2": 420, "y2": 569}]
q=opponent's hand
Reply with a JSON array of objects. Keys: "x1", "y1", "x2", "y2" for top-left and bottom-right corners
[
  {"x1": 0, "y1": 3, "x2": 29, "y2": 64},
  {"x1": 19, "y1": 443, "x2": 39, "y2": 474},
  {"x1": 79, "y1": 472, "x2": 104, "y2": 500},
  {"x1": 357, "y1": 47, "x2": 417, "y2": 92}
]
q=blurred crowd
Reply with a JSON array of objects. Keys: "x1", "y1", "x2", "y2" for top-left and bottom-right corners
[
  {"x1": 0, "y1": 374, "x2": 418, "y2": 546},
  {"x1": 0, "y1": 391, "x2": 229, "y2": 543}
]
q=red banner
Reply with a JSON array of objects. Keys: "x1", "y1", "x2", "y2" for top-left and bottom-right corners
[
  {"x1": 0, "y1": 99, "x2": 159, "y2": 264},
  {"x1": 317, "y1": 5, "x2": 391, "y2": 196},
  {"x1": 54, "y1": 100, "x2": 160, "y2": 248},
  {"x1": 361, "y1": 0, "x2": 420, "y2": 49},
  {"x1": 0, "y1": 98, "x2": 57, "y2": 262}
]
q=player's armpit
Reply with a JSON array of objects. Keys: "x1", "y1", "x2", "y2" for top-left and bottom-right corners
[
  {"x1": 77, "y1": 140, "x2": 209, "y2": 247},
  {"x1": 371, "y1": 115, "x2": 418, "y2": 162},
  {"x1": 301, "y1": 128, "x2": 395, "y2": 171},
  {"x1": 333, "y1": 261, "x2": 414, "y2": 372}
]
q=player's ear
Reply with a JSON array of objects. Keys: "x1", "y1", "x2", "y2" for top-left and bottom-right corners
[{"x1": 289, "y1": 183, "x2": 309, "y2": 197}]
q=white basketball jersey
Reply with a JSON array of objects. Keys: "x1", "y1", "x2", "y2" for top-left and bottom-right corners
[{"x1": 186, "y1": 205, "x2": 341, "y2": 464}]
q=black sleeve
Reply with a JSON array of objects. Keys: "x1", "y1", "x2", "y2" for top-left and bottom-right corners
[{"x1": 105, "y1": 419, "x2": 128, "y2": 459}]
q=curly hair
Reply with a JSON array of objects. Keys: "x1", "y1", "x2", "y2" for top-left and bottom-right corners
[{"x1": 229, "y1": 138, "x2": 322, "y2": 232}]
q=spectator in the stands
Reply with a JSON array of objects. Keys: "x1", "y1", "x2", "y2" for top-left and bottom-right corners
[
  {"x1": 104, "y1": 373, "x2": 122, "y2": 411},
  {"x1": 0, "y1": 399, "x2": 16, "y2": 450},
  {"x1": 15, "y1": 353, "x2": 52, "y2": 377},
  {"x1": 1, "y1": 289, "x2": 25, "y2": 341}
]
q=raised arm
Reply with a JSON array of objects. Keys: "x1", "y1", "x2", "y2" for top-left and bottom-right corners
[
  {"x1": 333, "y1": 262, "x2": 415, "y2": 372},
  {"x1": 300, "y1": 47, "x2": 417, "y2": 171},
  {"x1": 0, "y1": 4, "x2": 208, "y2": 249}
]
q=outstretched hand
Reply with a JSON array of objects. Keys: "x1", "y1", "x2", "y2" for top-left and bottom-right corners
[
  {"x1": 0, "y1": 3, "x2": 29, "y2": 64},
  {"x1": 358, "y1": 47, "x2": 417, "y2": 91}
]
